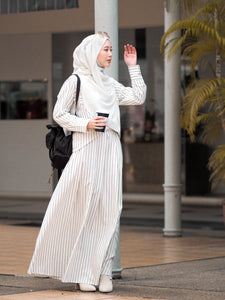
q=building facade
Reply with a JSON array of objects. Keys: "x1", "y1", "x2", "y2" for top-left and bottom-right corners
[{"x1": 0, "y1": 0, "x2": 216, "y2": 199}]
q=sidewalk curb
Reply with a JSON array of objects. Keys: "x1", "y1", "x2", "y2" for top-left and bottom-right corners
[{"x1": 123, "y1": 193, "x2": 223, "y2": 206}]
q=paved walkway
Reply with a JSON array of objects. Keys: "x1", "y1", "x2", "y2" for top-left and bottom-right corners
[{"x1": 0, "y1": 198, "x2": 225, "y2": 299}]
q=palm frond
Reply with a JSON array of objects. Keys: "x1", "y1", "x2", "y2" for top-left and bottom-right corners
[
  {"x1": 160, "y1": 18, "x2": 225, "y2": 60},
  {"x1": 197, "y1": 113, "x2": 223, "y2": 145},
  {"x1": 168, "y1": 0, "x2": 225, "y2": 190},
  {"x1": 195, "y1": 0, "x2": 225, "y2": 22},
  {"x1": 180, "y1": 78, "x2": 225, "y2": 139},
  {"x1": 183, "y1": 39, "x2": 222, "y2": 72},
  {"x1": 160, "y1": 19, "x2": 192, "y2": 53},
  {"x1": 208, "y1": 145, "x2": 225, "y2": 189}
]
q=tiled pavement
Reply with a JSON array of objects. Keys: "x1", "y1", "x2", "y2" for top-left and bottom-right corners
[{"x1": 0, "y1": 197, "x2": 225, "y2": 299}]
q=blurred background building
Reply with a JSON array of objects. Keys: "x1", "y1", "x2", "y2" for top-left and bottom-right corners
[{"x1": 0, "y1": 0, "x2": 217, "y2": 200}]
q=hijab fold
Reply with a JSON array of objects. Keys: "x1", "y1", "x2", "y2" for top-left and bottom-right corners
[{"x1": 72, "y1": 33, "x2": 120, "y2": 134}]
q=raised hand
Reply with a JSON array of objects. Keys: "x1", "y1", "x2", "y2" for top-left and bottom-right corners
[{"x1": 124, "y1": 44, "x2": 137, "y2": 66}]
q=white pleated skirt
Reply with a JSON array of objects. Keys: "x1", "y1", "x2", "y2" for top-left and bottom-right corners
[{"x1": 28, "y1": 129, "x2": 123, "y2": 285}]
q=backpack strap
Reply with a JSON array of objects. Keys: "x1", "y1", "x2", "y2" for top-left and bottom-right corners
[{"x1": 74, "y1": 74, "x2": 81, "y2": 106}]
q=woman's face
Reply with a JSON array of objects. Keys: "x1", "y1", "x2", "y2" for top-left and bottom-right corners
[{"x1": 97, "y1": 39, "x2": 112, "y2": 68}]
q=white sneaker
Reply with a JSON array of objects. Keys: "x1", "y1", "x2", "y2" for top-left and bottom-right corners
[
  {"x1": 75, "y1": 283, "x2": 96, "y2": 292},
  {"x1": 99, "y1": 274, "x2": 113, "y2": 293}
]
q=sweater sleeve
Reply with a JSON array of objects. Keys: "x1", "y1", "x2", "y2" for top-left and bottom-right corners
[
  {"x1": 53, "y1": 75, "x2": 90, "y2": 132},
  {"x1": 114, "y1": 65, "x2": 147, "y2": 106}
]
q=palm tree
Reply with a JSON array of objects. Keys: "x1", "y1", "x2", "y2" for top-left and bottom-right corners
[{"x1": 160, "y1": 0, "x2": 225, "y2": 189}]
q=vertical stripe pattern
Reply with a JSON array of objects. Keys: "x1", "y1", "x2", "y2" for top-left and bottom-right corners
[
  {"x1": 28, "y1": 129, "x2": 122, "y2": 285},
  {"x1": 28, "y1": 64, "x2": 146, "y2": 285}
]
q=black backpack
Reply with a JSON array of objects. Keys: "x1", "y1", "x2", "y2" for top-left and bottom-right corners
[{"x1": 46, "y1": 74, "x2": 81, "y2": 174}]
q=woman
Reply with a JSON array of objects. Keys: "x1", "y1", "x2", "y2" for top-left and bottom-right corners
[{"x1": 28, "y1": 32, "x2": 146, "y2": 293}]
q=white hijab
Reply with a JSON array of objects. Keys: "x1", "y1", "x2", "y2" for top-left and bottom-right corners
[{"x1": 72, "y1": 33, "x2": 120, "y2": 133}]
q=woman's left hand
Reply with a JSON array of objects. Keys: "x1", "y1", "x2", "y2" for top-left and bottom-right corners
[{"x1": 124, "y1": 44, "x2": 137, "y2": 66}]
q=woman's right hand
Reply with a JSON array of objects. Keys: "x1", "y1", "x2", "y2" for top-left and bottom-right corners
[{"x1": 87, "y1": 116, "x2": 106, "y2": 130}]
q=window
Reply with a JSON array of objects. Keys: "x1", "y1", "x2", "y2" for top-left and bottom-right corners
[
  {"x1": 0, "y1": 80, "x2": 48, "y2": 119},
  {"x1": 0, "y1": 0, "x2": 79, "y2": 14},
  {"x1": 135, "y1": 28, "x2": 146, "y2": 59}
]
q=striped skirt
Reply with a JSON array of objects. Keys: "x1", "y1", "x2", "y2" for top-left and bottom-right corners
[{"x1": 28, "y1": 129, "x2": 122, "y2": 285}]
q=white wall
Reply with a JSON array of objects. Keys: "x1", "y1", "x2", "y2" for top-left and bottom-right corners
[{"x1": 0, "y1": 33, "x2": 52, "y2": 197}]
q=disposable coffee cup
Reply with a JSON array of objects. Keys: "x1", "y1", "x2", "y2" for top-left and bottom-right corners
[{"x1": 95, "y1": 112, "x2": 109, "y2": 132}]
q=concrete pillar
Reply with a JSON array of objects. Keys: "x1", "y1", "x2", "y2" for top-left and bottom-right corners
[
  {"x1": 94, "y1": 0, "x2": 122, "y2": 278},
  {"x1": 163, "y1": 0, "x2": 182, "y2": 237},
  {"x1": 95, "y1": 0, "x2": 118, "y2": 79}
]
